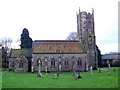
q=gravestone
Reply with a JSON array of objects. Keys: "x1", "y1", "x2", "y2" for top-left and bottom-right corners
[
  {"x1": 108, "y1": 64, "x2": 111, "y2": 75},
  {"x1": 37, "y1": 59, "x2": 42, "y2": 77},
  {"x1": 90, "y1": 66, "x2": 93, "y2": 75},
  {"x1": 75, "y1": 72, "x2": 82, "y2": 80}
]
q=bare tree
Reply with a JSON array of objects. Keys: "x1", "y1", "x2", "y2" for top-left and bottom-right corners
[
  {"x1": 0, "y1": 37, "x2": 13, "y2": 51},
  {"x1": 0, "y1": 37, "x2": 13, "y2": 68},
  {"x1": 66, "y1": 32, "x2": 78, "y2": 40}
]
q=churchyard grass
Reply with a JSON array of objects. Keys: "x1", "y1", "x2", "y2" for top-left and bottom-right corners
[
  {"x1": 0, "y1": 70, "x2": 2, "y2": 89},
  {"x1": 2, "y1": 67, "x2": 119, "y2": 88}
]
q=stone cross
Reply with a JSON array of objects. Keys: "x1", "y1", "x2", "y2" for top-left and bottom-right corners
[
  {"x1": 37, "y1": 59, "x2": 42, "y2": 77},
  {"x1": 90, "y1": 66, "x2": 93, "y2": 75}
]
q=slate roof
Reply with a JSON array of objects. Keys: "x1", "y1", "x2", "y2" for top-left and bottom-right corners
[
  {"x1": 32, "y1": 40, "x2": 85, "y2": 54},
  {"x1": 102, "y1": 53, "x2": 120, "y2": 60},
  {"x1": 10, "y1": 49, "x2": 32, "y2": 58}
]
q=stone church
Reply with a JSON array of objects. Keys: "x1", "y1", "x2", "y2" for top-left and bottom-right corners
[{"x1": 9, "y1": 8, "x2": 98, "y2": 72}]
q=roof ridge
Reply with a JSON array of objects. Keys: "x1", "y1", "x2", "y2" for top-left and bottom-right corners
[{"x1": 34, "y1": 40, "x2": 79, "y2": 42}]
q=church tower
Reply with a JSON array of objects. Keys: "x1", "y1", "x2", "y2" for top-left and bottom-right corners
[{"x1": 77, "y1": 8, "x2": 97, "y2": 69}]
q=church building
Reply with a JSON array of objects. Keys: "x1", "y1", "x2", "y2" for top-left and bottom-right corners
[{"x1": 9, "y1": 8, "x2": 98, "y2": 72}]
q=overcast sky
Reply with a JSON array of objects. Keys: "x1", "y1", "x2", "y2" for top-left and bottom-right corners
[{"x1": 0, "y1": 0, "x2": 119, "y2": 54}]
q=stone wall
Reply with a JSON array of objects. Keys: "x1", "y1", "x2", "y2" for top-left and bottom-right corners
[{"x1": 32, "y1": 53, "x2": 87, "y2": 72}]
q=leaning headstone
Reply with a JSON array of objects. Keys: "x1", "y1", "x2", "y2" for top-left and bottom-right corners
[
  {"x1": 90, "y1": 66, "x2": 93, "y2": 75},
  {"x1": 37, "y1": 72, "x2": 42, "y2": 77}
]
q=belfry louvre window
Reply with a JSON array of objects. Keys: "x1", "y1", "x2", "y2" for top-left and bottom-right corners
[{"x1": 51, "y1": 58, "x2": 55, "y2": 67}]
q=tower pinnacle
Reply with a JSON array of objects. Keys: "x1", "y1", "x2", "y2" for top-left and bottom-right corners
[
  {"x1": 79, "y1": 7, "x2": 80, "y2": 13},
  {"x1": 92, "y1": 8, "x2": 94, "y2": 14}
]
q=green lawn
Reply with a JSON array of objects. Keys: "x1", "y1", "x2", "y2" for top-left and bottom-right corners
[
  {"x1": 0, "y1": 70, "x2": 2, "y2": 89},
  {"x1": 2, "y1": 67, "x2": 119, "y2": 88}
]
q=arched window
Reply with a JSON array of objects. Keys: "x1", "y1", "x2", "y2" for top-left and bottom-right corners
[
  {"x1": 19, "y1": 60, "x2": 23, "y2": 68},
  {"x1": 64, "y1": 59, "x2": 69, "y2": 67},
  {"x1": 51, "y1": 58, "x2": 55, "y2": 68},
  {"x1": 78, "y1": 58, "x2": 82, "y2": 66}
]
